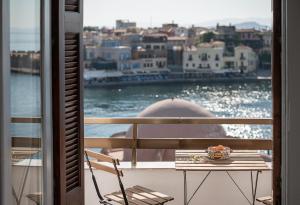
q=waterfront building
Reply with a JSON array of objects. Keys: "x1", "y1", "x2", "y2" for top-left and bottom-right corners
[
  {"x1": 134, "y1": 47, "x2": 167, "y2": 72},
  {"x1": 262, "y1": 30, "x2": 272, "y2": 52},
  {"x1": 87, "y1": 59, "x2": 117, "y2": 71},
  {"x1": 223, "y1": 56, "x2": 236, "y2": 70},
  {"x1": 120, "y1": 33, "x2": 143, "y2": 50},
  {"x1": 10, "y1": 51, "x2": 41, "y2": 73},
  {"x1": 130, "y1": 59, "x2": 143, "y2": 70},
  {"x1": 183, "y1": 41, "x2": 258, "y2": 73},
  {"x1": 223, "y1": 46, "x2": 258, "y2": 73},
  {"x1": 238, "y1": 29, "x2": 262, "y2": 41},
  {"x1": 167, "y1": 46, "x2": 184, "y2": 72},
  {"x1": 84, "y1": 45, "x2": 98, "y2": 61},
  {"x1": 98, "y1": 46, "x2": 132, "y2": 71},
  {"x1": 84, "y1": 45, "x2": 118, "y2": 70},
  {"x1": 136, "y1": 34, "x2": 162, "y2": 50},
  {"x1": 237, "y1": 29, "x2": 264, "y2": 52},
  {"x1": 186, "y1": 26, "x2": 209, "y2": 46},
  {"x1": 183, "y1": 41, "x2": 225, "y2": 72},
  {"x1": 167, "y1": 36, "x2": 187, "y2": 48},
  {"x1": 84, "y1": 39, "x2": 134, "y2": 71},
  {"x1": 215, "y1": 24, "x2": 237, "y2": 40},
  {"x1": 215, "y1": 24, "x2": 238, "y2": 54},
  {"x1": 167, "y1": 37, "x2": 187, "y2": 72},
  {"x1": 234, "y1": 45, "x2": 258, "y2": 73},
  {"x1": 83, "y1": 30, "x2": 103, "y2": 46},
  {"x1": 131, "y1": 34, "x2": 168, "y2": 72},
  {"x1": 101, "y1": 37, "x2": 122, "y2": 48},
  {"x1": 259, "y1": 30, "x2": 272, "y2": 70},
  {"x1": 116, "y1": 19, "x2": 137, "y2": 29}
]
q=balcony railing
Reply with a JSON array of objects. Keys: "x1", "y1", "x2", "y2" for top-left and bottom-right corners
[
  {"x1": 84, "y1": 117, "x2": 273, "y2": 166},
  {"x1": 11, "y1": 117, "x2": 273, "y2": 166}
]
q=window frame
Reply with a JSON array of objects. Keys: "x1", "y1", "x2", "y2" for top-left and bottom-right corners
[
  {"x1": 0, "y1": 0, "x2": 284, "y2": 204},
  {"x1": 272, "y1": 0, "x2": 282, "y2": 204},
  {"x1": 0, "y1": 0, "x2": 12, "y2": 204},
  {"x1": 81, "y1": 1, "x2": 283, "y2": 204},
  {"x1": 41, "y1": 0, "x2": 53, "y2": 204},
  {"x1": 0, "y1": 0, "x2": 53, "y2": 204}
]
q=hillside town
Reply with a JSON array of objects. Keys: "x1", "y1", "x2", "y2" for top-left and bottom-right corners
[{"x1": 83, "y1": 20, "x2": 272, "y2": 86}]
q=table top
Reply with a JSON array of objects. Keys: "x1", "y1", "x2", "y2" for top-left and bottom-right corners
[{"x1": 175, "y1": 150, "x2": 271, "y2": 171}]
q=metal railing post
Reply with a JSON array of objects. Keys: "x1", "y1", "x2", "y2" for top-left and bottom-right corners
[{"x1": 132, "y1": 124, "x2": 138, "y2": 167}]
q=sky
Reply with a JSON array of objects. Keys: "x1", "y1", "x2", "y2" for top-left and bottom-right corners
[
  {"x1": 11, "y1": 0, "x2": 40, "y2": 30},
  {"x1": 84, "y1": 0, "x2": 272, "y2": 28}
]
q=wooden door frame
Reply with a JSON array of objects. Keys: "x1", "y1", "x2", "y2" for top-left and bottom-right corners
[
  {"x1": 272, "y1": 0, "x2": 282, "y2": 204},
  {"x1": 50, "y1": 0, "x2": 283, "y2": 204}
]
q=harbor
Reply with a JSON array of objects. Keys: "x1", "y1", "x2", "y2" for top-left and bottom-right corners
[{"x1": 84, "y1": 69, "x2": 271, "y2": 87}]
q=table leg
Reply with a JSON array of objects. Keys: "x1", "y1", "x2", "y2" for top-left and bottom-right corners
[
  {"x1": 184, "y1": 171, "x2": 187, "y2": 205},
  {"x1": 187, "y1": 171, "x2": 211, "y2": 205},
  {"x1": 251, "y1": 171, "x2": 254, "y2": 199},
  {"x1": 251, "y1": 171, "x2": 260, "y2": 205},
  {"x1": 226, "y1": 171, "x2": 252, "y2": 205}
]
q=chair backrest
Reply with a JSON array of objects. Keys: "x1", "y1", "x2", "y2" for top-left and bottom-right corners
[
  {"x1": 85, "y1": 149, "x2": 123, "y2": 176},
  {"x1": 85, "y1": 149, "x2": 129, "y2": 205}
]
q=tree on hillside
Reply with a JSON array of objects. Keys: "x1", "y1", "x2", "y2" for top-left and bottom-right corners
[{"x1": 201, "y1": 32, "x2": 216, "y2": 43}]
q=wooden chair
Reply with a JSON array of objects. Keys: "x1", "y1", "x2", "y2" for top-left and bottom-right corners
[
  {"x1": 257, "y1": 196, "x2": 273, "y2": 205},
  {"x1": 85, "y1": 150, "x2": 174, "y2": 205}
]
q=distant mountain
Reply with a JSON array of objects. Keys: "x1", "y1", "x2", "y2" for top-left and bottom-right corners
[
  {"x1": 234, "y1": 21, "x2": 270, "y2": 30},
  {"x1": 198, "y1": 18, "x2": 272, "y2": 29}
]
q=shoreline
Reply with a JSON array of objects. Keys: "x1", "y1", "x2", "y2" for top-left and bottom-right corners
[
  {"x1": 84, "y1": 76, "x2": 271, "y2": 88},
  {"x1": 11, "y1": 69, "x2": 271, "y2": 88},
  {"x1": 11, "y1": 67, "x2": 40, "y2": 75}
]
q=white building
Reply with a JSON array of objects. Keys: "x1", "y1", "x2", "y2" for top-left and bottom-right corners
[
  {"x1": 141, "y1": 57, "x2": 167, "y2": 71},
  {"x1": 183, "y1": 41, "x2": 225, "y2": 72},
  {"x1": 234, "y1": 45, "x2": 258, "y2": 73},
  {"x1": 183, "y1": 41, "x2": 258, "y2": 73}
]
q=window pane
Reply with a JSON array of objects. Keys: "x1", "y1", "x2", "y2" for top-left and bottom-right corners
[
  {"x1": 83, "y1": 0, "x2": 273, "y2": 160},
  {"x1": 10, "y1": 0, "x2": 43, "y2": 204}
]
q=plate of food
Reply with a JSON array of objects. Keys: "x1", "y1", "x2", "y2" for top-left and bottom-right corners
[{"x1": 207, "y1": 145, "x2": 231, "y2": 160}]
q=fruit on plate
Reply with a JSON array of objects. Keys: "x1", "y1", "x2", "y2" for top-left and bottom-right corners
[{"x1": 207, "y1": 145, "x2": 231, "y2": 160}]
